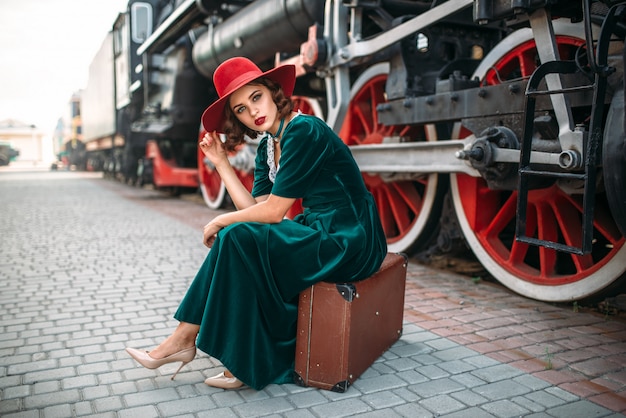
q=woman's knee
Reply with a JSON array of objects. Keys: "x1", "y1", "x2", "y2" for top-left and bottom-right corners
[
  {"x1": 219, "y1": 223, "x2": 262, "y2": 248},
  {"x1": 221, "y1": 222, "x2": 251, "y2": 240}
]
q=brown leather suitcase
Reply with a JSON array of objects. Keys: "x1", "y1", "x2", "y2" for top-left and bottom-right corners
[{"x1": 293, "y1": 253, "x2": 407, "y2": 392}]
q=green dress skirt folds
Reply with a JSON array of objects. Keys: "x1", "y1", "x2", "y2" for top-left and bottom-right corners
[{"x1": 174, "y1": 114, "x2": 387, "y2": 390}]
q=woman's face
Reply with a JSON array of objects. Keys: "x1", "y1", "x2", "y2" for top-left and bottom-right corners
[{"x1": 229, "y1": 83, "x2": 279, "y2": 134}]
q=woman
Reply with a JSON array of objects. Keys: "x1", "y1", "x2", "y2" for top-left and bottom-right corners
[{"x1": 125, "y1": 57, "x2": 387, "y2": 390}]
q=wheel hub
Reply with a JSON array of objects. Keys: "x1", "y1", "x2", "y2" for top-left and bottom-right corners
[{"x1": 460, "y1": 126, "x2": 519, "y2": 190}]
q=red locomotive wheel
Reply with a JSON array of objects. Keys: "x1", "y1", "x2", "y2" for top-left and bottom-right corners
[
  {"x1": 451, "y1": 21, "x2": 626, "y2": 301},
  {"x1": 339, "y1": 64, "x2": 444, "y2": 254},
  {"x1": 197, "y1": 129, "x2": 227, "y2": 209}
]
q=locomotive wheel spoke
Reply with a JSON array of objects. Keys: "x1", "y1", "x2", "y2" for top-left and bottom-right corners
[
  {"x1": 386, "y1": 181, "x2": 423, "y2": 237},
  {"x1": 535, "y1": 201, "x2": 559, "y2": 277}
]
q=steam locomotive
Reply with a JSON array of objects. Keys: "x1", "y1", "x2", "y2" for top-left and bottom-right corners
[{"x1": 79, "y1": 0, "x2": 626, "y2": 302}]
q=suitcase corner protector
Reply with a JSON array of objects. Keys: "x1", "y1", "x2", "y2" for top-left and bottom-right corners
[
  {"x1": 335, "y1": 283, "x2": 357, "y2": 302},
  {"x1": 293, "y1": 371, "x2": 306, "y2": 387},
  {"x1": 331, "y1": 380, "x2": 350, "y2": 393},
  {"x1": 395, "y1": 252, "x2": 409, "y2": 267}
]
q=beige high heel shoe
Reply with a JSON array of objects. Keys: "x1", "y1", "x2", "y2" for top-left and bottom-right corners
[
  {"x1": 204, "y1": 371, "x2": 244, "y2": 389},
  {"x1": 125, "y1": 346, "x2": 196, "y2": 380}
]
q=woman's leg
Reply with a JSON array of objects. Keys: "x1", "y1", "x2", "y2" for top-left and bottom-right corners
[
  {"x1": 147, "y1": 247, "x2": 219, "y2": 359},
  {"x1": 149, "y1": 322, "x2": 200, "y2": 359}
]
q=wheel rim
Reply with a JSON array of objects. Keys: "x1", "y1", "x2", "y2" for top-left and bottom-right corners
[
  {"x1": 451, "y1": 21, "x2": 626, "y2": 301},
  {"x1": 197, "y1": 130, "x2": 226, "y2": 209},
  {"x1": 339, "y1": 63, "x2": 442, "y2": 253},
  {"x1": 293, "y1": 96, "x2": 323, "y2": 120}
]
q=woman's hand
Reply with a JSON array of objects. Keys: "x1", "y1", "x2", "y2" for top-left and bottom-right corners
[
  {"x1": 203, "y1": 216, "x2": 226, "y2": 248},
  {"x1": 199, "y1": 131, "x2": 228, "y2": 167}
]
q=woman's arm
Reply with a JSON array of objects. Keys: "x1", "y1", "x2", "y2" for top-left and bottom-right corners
[
  {"x1": 203, "y1": 194, "x2": 295, "y2": 247},
  {"x1": 199, "y1": 131, "x2": 297, "y2": 247},
  {"x1": 213, "y1": 159, "x2": 259, "y2": 209}
]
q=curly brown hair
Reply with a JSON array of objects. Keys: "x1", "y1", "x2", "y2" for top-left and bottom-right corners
[{"x1": 221, "y1": 78, "x2": 293, "y2": 152}]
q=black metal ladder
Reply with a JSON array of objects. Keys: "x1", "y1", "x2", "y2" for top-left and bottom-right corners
[{"x1": 515, "y1": 2, "x2": 620, "y2": 255}]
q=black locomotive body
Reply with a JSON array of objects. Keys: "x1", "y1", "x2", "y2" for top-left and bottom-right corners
[{"x1": 80, "y1": 0, "x2": 626, "y2": 302}]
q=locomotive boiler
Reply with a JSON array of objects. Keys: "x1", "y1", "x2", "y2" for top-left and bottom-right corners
[{"x1": 81, "y1": 0, "x2": 626, "y2": 302}]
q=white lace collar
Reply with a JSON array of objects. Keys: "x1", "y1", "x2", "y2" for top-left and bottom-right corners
[{"x1": 266, "y1": 112, "x2": 301, "y2": 183}]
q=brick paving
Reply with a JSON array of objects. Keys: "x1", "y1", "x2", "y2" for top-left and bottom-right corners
[
  {"x1": 403, "y1": 264, "x2": 626, "y2": 413},
  {"x1": 1, "y1": 167, "x2": 625, "y2": 417}
]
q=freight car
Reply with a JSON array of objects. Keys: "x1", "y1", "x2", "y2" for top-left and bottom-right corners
[{"x1": 82, "y1": 0, "x2": 626, "y2": 302}]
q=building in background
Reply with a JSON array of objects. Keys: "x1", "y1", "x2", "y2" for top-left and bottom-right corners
[{"x1": 0, "y1": 119, "x2": 47, "y2": 166}]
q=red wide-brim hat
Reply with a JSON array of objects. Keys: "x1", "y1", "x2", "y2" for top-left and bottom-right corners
[{"x1": 201, "y1": 57, "x2": 296, "y2": 133}]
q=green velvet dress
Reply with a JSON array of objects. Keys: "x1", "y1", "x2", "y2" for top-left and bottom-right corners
[{"x1": 174, "y1": 114, "x2": 387, "y2": 390}]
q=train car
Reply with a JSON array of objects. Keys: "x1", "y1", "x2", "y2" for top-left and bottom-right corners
[
  {"x1": 81, "y1": 0, "x2": 206, "y2": 193},
  {"x1": 81, "y1": 32, "x2": 116, "y2": 174},
  {"x1": 87, "y1": 0, "x2": 626, "y2": 302}
]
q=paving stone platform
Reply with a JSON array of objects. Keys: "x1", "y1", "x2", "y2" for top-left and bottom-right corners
[{"x1": 0, "y1": 168, "x2": 624, "y2": 417}]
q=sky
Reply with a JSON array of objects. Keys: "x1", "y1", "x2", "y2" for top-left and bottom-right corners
[{"x1": 0, "y1": 0, "x2": 129, "y2": 134}]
